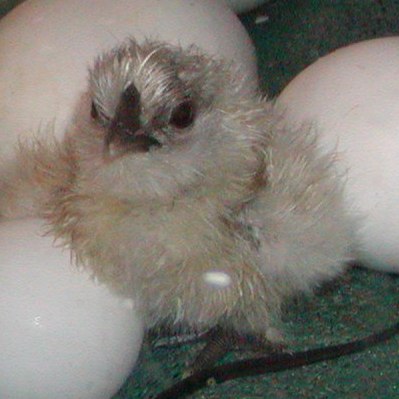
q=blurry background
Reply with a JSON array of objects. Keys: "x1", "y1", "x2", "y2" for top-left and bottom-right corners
[{"x1": 1, "y1": 1, "x2": 399, "y2": 398}]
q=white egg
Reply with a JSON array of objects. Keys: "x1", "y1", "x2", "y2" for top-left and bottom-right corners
[
  {"x1": 0, "y1": 0, "x2": 257, "y2": 160},
  {"x1": 0, "y1": 218, "x2": 144, "y2": 399},
  {"x1": 224, "y1": 0, "x2": 267, "y2": 13},
  {"x1": 278, "y1": 37, "x2": 399, "y2": 273}
]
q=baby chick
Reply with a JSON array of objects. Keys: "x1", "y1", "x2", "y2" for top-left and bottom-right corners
[{"x1": 0, "y1": 39, "x2": 354, "y2": 346}]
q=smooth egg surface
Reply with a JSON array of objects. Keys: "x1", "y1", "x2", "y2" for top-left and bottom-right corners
[
  {"x1": 278, "y1": 37, "x2": 399, "y2": 272},
  {"x1": 0, "y1": 218, "x2": 144, "y2": 399}
]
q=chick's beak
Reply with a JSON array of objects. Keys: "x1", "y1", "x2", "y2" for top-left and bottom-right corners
[
  {"x1": 104, "y1": 83, "x2": 161, "y2": 156},
  {"x1": 105, "y1": 120, "x2": 160, "y2": 156}
]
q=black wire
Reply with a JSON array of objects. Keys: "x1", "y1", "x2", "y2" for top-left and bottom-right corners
[{"x1": 154, "y1": 320, "x2": 399, "y2": 399}]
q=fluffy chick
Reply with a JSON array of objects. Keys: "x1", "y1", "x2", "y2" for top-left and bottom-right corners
[{"x1": 0, "y1": 39, "x2": 355, "y2": 341}]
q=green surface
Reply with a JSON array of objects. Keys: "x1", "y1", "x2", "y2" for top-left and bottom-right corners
[{"x1": 1, "y1": 1, "x2": 399, "y2": 398}]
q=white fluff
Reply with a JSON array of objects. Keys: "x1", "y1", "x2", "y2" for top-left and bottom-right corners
[{"x1": 0, "y1": 39, "x2": 355, "y2": 342}]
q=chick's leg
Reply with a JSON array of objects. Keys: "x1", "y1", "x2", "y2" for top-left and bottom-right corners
[{"x1": 187, "y1": 325, "x2": 285, "y2": 374}]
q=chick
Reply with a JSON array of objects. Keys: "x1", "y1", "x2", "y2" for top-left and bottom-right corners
[{"x1": 0, "y1": 39, "x2": 354, "y2": 345}]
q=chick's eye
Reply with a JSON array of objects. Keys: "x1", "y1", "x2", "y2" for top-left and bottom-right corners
[{"x1": 169, "y1": 100, "x2": 195, "y2": 129}]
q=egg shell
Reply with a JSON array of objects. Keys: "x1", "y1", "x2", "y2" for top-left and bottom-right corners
[
  {"x1": 0, "y1": 218, "x2": 144, "y2": 399},
  {"x1": 0, "y1": 0, "x2": 257, "y2": 160},
  {"x1": 278, "y1": 37, "x2": 399, "y2": 272}
]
